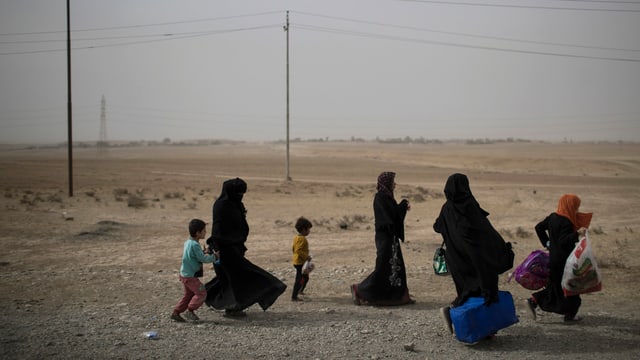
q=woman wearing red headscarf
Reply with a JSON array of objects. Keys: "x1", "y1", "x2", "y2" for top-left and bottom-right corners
[
  {"x1": 350, "y1": 171, "x2": 414, "y2": 306},
  {"x1": 524, "y1": 194, "x2": 592, "y2": 322}
]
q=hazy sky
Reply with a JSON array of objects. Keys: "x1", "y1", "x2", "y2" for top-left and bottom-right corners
[{"x1": 1, "y1": 0, "x2": 639, "y2": 143}]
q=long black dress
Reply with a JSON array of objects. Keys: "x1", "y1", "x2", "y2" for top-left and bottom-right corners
[
  {"x1": 354, "y1": 190, "x2": 412, "y2": 305},
  {"x1": 205, "y1": 178, "x2": 286, "y2": 312},
  {"x1": 433, "y1": 173, "x2": 513, "y2": 307},
  {"x1": 532, "y1": 213, "x2": 581, "y2": 317}
]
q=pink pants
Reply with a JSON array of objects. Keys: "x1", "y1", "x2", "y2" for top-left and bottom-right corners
[{"x1": 173, "y1": 276, "x2": 207, "y2": 314}]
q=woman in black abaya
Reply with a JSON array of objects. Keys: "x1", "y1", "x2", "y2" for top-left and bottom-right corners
[
  {"x1": 205, "y1": 178, "x2": 286, "y2": 316},
  {"x1": 433, "y1": 173, "x2": 513, "y2": 331},
  {"x1": 525, "y1": 194, "x2": 592, "y2": 322},
  {"x1": 350, "y1": 171, "x2": 414, "y2": 306}
]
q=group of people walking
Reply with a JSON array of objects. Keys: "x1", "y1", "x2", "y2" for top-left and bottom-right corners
[
  {"x1": 171, "y1": 172, "x2": 592, "y2": 331},
  {"x1": 170, "y1": 177, "x2": 286, "y2": 321}
]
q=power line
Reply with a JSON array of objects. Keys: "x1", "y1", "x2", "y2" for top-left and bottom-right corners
[
  {"x1": 556, "y1": 1, "x2": 640, "y2": 4},
  {"x1": 1, "y1": 23, "x2": 292, "y2": 46},
  {"x1": 294, "y1": 23, "x2": 640, "y2": 62},
  {"x1": 2, "y1": 9, "x2": 637, "y2": 62},
  {"x1": 0, "y1": 24, "x2": 281, "y2": 55},
  {"x1": 399, "y1": 0, "x2": 640, "y2": 12},
  {"x1": 0, "y1": 32, "x2": 183, "y2": 44},
  {"x1": 3, "y1": 20, "x2": 636, "y2": 61},
  {"x1": 0, "y1": 11, "x2": 284, "y2": 37},
  {"x1": 556, "y1": 0, "x2": 640, "y2": 3},
  {"x1": 5, "y1": 12, "x2": 638, "y2": 55},
  {"x1": 291, "y1": 10, "x2": 640, "y2": 53}
]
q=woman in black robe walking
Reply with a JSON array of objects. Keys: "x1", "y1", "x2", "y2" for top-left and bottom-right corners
[
  {"x1": 350, "y1": 171, "x2": 414, "y2": 306},
  {"x1": 205, "y1": 178, "x2": 286, "y2": 316},
  {"x1": 433, "y1": 173, "x2": 513, "y2": 331},
  {"x1": 524, "y1": 194, "x2": 592, "y2": 322}
]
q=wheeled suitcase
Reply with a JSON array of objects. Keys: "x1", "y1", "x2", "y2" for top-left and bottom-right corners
[{"x1": 449, "y1": 290, "x2": 519, "y2": 344}]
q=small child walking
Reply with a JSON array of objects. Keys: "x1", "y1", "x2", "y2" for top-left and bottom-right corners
[
  {"x1": 291, "y1": 217, "x2": 313, "y2": 301},
  {"x1": 171, "y1": 219, "x2": 217, "y2": 322}
]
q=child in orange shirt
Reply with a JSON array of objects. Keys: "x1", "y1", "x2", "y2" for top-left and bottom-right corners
[{"x1": 291, "y1": 217, "x2": 312, "y2": 301}]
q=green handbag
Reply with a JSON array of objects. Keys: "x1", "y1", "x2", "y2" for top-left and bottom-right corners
[{"x1": 433, "y1": 240, "x2": 448, "y2": 275}]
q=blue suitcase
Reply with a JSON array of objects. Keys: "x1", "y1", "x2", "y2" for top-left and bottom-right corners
[{"x1": 449, "y1": 290, "x2": 519, "y2": 344}]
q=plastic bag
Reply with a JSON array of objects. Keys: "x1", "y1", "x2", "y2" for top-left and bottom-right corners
[
  {"x1": 561, "y1": 230, "x2": 602, "y2": 296},
  {"x1": 508, "y1": 250, "x2": 550, "y2": 290},
  {"x1": 433, "y1": 242, "x2": 448, "y2": 276},
  {"x1": 302, "y1": 258, "x2": 315, "y2": 274}
]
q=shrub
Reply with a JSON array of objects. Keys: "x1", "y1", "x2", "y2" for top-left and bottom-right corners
[
  {"x1": 113, "y1": 188, "x2": 128, "y2": 201},
  {"x1": 47, "y1": 193, "x2": 63, "y2": 203},
  {"x1": 516, "y1": 227, "x2": 532, "y2": 238},
  {"x1": 127, "y1": 194, "x2": 147, "y2": 209},
  {"x1": 164, "y1": 191, "x2": 183, "y2": 199}
]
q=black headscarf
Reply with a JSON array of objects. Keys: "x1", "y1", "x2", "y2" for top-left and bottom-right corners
[
  {"x1": 374, "y1": 171, "x2": 408, "y2": 241},
  {"x1": 376, "y1": 172, "x2": 395, "y2": 200},
  {"x1": 218, "y1": 177, "x2": 247, "y2": 213},
  {"x1": 444, "y1": 173, "x2": 489, "y2": 220},
  {"x1": 208, "y1": 178, "x2": 249, "y2": 253}
]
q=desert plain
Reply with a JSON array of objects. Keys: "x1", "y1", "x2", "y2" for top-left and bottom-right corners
[{"x1": 0, "y1": 140, "x2": 639, "y2": 359}]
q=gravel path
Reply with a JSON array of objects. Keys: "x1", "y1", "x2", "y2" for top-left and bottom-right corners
[{"x1": 2, "y1": 266, "x2": 638, "y2": 360}]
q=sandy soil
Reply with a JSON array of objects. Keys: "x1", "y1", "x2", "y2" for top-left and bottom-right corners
[{"x1": 0, "y1": 141, "x2": 639, "y2": 359}]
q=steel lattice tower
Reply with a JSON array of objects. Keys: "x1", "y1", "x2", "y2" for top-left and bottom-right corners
[{"x1": 98, "y1": 95, "x2": 107, "y2": 152}]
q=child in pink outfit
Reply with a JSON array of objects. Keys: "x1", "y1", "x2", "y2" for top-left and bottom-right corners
[{"x1": 171, "y1": 219, "x2": 217, "y2": 322}]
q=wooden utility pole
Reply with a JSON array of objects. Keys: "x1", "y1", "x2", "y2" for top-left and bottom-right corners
[
  {"x1": 67, "y1": 0, "x2": 73, "y2": 196},
  {"x1": 284, "y1": 10, "x2": 292, "y2": 181}
]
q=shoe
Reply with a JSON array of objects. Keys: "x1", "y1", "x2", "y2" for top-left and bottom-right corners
[
  {"x1": 184, "y1": 311, "x2": 200, "y2": 322},
  {"x1": 440, "y1": 306, "x2": 453, "y2": 334},
  {"x1": 524, "y1": 298, "x2": 537, "y2": 321},
  {"x1": 404, "y1": 293, "x2": 416, "y2": 305},
  {"x1": 291, "y1": 297, "x2": 303, "y2": 302},
  {"x1": 564, "y1": 314, "x2": 582, "y2": 322},
  {"x1": 400, "y1": 290, "x2": 416, "y2": 305},
  {"x1": 224, "y1": 309, "x2": 247, "y2": 318},
  {"x1": 299, "y1": 291, "x2": 305, "y2": 295},
  {"x1": 170, "y1": 312, "x2": 186, "y2": 323}
]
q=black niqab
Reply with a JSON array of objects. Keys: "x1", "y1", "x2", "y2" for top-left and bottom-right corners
[{"x1": 208, "y1": 178, "x2": 249, "y2": 252}]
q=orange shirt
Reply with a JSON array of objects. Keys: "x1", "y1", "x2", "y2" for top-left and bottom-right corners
[{"x1": 292, "y1": 234, "x2": 309, "y2": 265}]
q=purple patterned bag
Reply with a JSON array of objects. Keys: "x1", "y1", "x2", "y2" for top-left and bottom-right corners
[{"x1": 508, "y1": 250, "x2": 550, "y2": 290}]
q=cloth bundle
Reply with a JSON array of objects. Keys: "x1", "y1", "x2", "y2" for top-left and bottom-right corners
[{"x1": 508, "y1": 250, "x2": 550, "y2": 290}]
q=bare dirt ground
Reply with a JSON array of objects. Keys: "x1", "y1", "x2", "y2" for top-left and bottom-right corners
[{"x1": 0, "y1": 141, "x2": 639, "y2": 359}]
